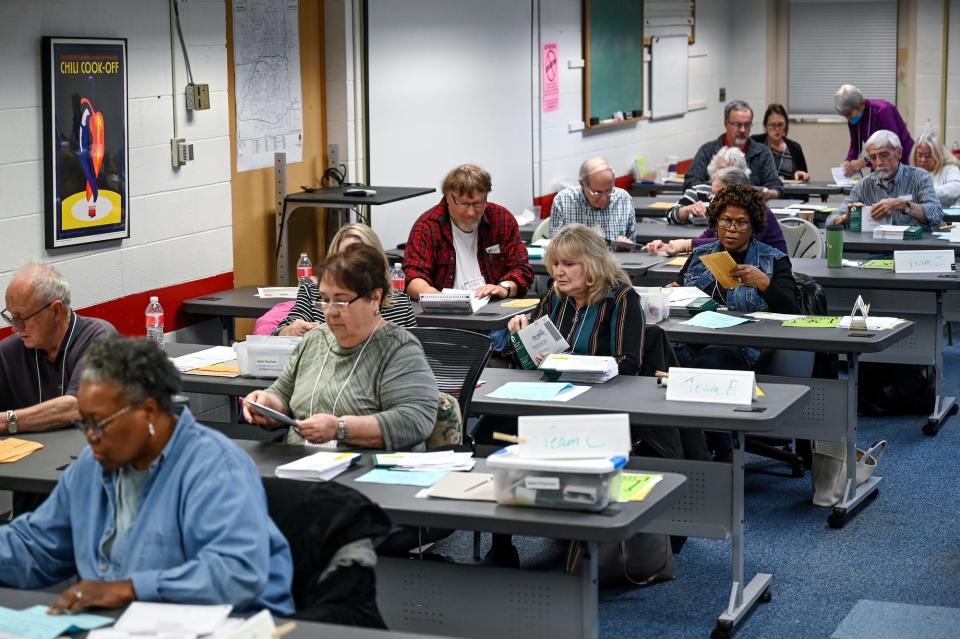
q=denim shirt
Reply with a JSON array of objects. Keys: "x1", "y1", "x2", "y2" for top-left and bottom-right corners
[{"x1": 0, "y1": 408, "x2": 294, "y2": 615}]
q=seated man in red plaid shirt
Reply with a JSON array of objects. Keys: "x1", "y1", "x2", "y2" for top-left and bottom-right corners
[{"x1": 403, "y1": 164, "x2": 534, "y2": 302}]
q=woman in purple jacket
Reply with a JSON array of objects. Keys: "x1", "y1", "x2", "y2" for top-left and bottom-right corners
[{"x1": 835, "y1": 84, "x2": 914, "y2": 177}]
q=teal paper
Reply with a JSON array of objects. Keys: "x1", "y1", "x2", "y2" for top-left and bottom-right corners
[
  {"x1": 356, "y1": 468, "x2": 448, "y2": 487},
  {"x1": 527, "y1": 247, "x2": 545, "y2": 260},
  {"x1": 486, "y1": 381, "x2": 575, "y2": 401},
  {"x1": 0, "y1": 605, "x2": 113, "y2": 639},
  {"x1": 681, "y1": 311, "x2": 752, "y2": 329}
]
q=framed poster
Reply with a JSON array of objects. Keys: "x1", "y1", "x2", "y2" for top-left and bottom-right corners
[{"x1": 42, "y1": 37, "x2": 129, "y2": 248}]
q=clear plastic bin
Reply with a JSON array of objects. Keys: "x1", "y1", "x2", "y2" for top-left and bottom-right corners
[
  {"x1": 485, "y1": 446, "x2": 626, "y2": 512},
  {"x1": 634, "y1": 287, "x2": 670, "y2": 324}
]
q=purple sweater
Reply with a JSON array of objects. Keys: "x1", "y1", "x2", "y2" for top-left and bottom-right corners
[
  {"x1": 846, "y1": 98, "x2": 914, "y2": 162},
  {"x1": 692, "y1": 209, "x2": 787, "y2": 254}
]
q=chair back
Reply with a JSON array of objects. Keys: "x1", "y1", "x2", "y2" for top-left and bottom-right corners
[
  {"x1": 778, "y1": 217, "x2": 824, "y2": 259},
  {"x1": 531, "y1": 217, "x2": 551, "y2": 243},
  {"x1": 408, "y1": 327, "x2": 492, "y2": 421}
]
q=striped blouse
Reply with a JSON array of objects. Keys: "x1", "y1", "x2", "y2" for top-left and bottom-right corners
[{"x1": 273, "y1": 279, "x2": 417, "y2": 335}]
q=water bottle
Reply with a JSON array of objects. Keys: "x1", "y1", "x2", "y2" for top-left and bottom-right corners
[
  {"x1": 145, "y1": 296, "x2": 164, "y2": 349},
  {"x1": 826, "y1": 225, "x2": 844, "y2": 268},
  {"x1": 390, "y1": 262, "x2": 405, "y2": 291},
  {"x1": 953, "y1": 140, "x2": 960, "y2": 160},
  {"x1": 296, "y1": 252, "x2": 313, "y2": 285}
]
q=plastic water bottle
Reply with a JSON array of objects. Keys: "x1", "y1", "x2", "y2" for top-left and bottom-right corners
[
  {"x1": 296, "y1": 252, "x2": 313, "y2": 285},
  {"x1": 390, "y1": 262, "x2": 405, "y2": 291},
  {"x1": 953, "y1": 140, "x2": 960, "y2": 160},
  {"x1": 145, "y1": 296, "x2": 164, "y2": 349}
]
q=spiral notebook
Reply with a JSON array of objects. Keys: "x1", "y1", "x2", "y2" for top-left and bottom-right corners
[{"x1": 419, "y1": 288, "x2": 489, "y2": 314}]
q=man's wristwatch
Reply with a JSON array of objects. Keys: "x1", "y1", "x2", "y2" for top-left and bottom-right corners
[
  {"x1": 336, "y1": 417, "x2": 348, "y2": 441},
  {"x1": 5, "y1": 410, "x2": 18, "y2": 435},
  {"x1": 498, "y1": 281, "x2": 514, "y2": 297}
]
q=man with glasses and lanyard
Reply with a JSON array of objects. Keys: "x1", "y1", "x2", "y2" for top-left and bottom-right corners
[
  {"x1": 683, "y1": 99, "x2": 784, "y2": 200},
  {"x1": 548, "y1": 157, "x2": 635, "y2": 243},
  {"x1": 0, "y1": 262, "x2": 116, "y2": 437},
  {"x1": 403, "y1": 164, "x2": 533, "y2": 303}
]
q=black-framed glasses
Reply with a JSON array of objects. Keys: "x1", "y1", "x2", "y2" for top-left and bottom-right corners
[
  {"x1": 766, "y1": 121, "x2": 786, "y2": 130},
  {"x1": 717, "y1": 218, "x2": 751, "y2": 232},
  {"x1": 451, "y1": 196, "x2": 487, "y2": 211},
  {"x1": 315, "y1": 294, "x2": 362, "y2": 312},
  {"x1": 74, "y1": 404, "x2": 136, "y2": 439},
  {"x1": 726, "y1": 120, "x2": 753, "y2": 130},
  {"x1": 0, "y1": 301, "x2": 55, "y2": 329}
]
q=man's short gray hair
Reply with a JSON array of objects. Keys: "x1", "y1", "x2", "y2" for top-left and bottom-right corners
[
  {"x1": 712, "y1": 167, "x2": 751, "y2": 187},
  {"x1": 12, "y1": 261, "x2": 71, "y2": 307},
  {"x1": 707, "y1": 147, "x2": 749, "y2": 179},
  {"x1": 723, "y1": 100, "x2": 753, "y2": 122},
  {"x1": 578, "y1": 157, "x2": 615, "y2": 184},
  {"x1": 864, "y1": 129, "x2": 902, "y2": 152},
  {"x1": 834, "y1": 84, "x2": 864, "y2": 115}
]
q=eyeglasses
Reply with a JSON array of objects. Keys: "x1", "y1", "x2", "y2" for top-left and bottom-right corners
[
  {"x1": 866, "y1": 150, "x2": 895, "y2": 163},
  {"x1": 315, "y1": 294, "x2": 362, "y2": 312},
  {"x1": 0, "y1": 301, "x2": 55, "y2": 329},
  {"x1": 584, "y1": 186, "x2": 613, "y2": 198},
  {"x1": 74, "y1": 404, "x2": 135, "y2": 440},
  {"x1": 717, "y1": 218, "x2": 751, "y2": 231},
  {"x1": 915, "y1": 153, "x2": 934, "y2": 162},
  {"x1": 766, "y1": 122, "x2": 786, "y2": 130},
  {"x1": 451, "y1": 196, "x2": 487, "y2": 211},
  {"x1": 726, "y1": 120, "x2": 753, "y2": 130}
]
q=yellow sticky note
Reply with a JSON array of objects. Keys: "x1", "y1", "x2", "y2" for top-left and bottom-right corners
[
  {"x1": 501, "y1": 298, "x2": 541, "y2": 308},
  {"x1": 617, "y1": 472, "x2": 663, "y2": 502},
  {"x1": 666, "y1": 256, "x2": 688, "y2": 267}
]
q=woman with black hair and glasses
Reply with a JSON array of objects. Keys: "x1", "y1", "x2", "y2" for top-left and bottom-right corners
[
  {"x1": 244, "y1": 244, "x2": 438, "y2": 450},
  {"x1": 750, "y1": 103, "x2": 810, "y2": 182}
]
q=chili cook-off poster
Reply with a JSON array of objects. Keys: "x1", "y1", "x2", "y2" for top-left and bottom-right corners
[{"x1": 43, "y1": 37, "x2": 129, "y2": 248}]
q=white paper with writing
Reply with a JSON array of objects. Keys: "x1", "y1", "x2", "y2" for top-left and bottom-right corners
[
  {"x1": 665, "y1": 367, "x2": 756, "y2": 406},
  {"x1": 893, "y1": 250, "x2": 955, "y2": 274},
  {"x1": 517, "y1": 413, "x2": 630, "y2": 459}
]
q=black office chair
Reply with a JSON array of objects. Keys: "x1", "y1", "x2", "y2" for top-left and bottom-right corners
[{"x1": 408, "y1": 327, "x2": 493, "y2": 430}]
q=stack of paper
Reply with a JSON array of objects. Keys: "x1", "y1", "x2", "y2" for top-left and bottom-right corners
[
  {"x1": 419, "y1": 289, "x2": 489, "y2": 314},
  {"x1": 873, "y1": 224, "x2": 912, "y2": 239},
  {"x1": 168, "y1": 346, "x2": 237, "y2": 373},
  {"x1": 665, "y1": 286, "x2": 709, "y2": 307},
  {"x1": 539, "y1": 354, "x2": 618, "y2": 383},
  {"x1": 275, "y1": 451, "x2": 361, "y2": 481},
  {"x1": 256, "y1": 287, "x2": 299, "y2": 299},
  {"x1": 374, "y1": 451, "x2": 476, "y2": 472},
  {"x1": 838, "y1": 316, "x2": 905, "y2": 330},
  {"x1": 109, "y1": 602, "x2": 231, "y2": 635},
  {"x1": 0, "y1": 438, "x2": 43, "y2": 463}
]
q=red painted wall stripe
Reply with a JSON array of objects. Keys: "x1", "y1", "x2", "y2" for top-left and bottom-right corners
[{"x1": 0, "y1": 272, "x2": 235, "y2": 341}]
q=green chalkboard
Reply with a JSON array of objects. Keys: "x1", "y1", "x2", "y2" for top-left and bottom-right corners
[{"x1": 583, "y1": 0, "x2": 644, "y2": 128}]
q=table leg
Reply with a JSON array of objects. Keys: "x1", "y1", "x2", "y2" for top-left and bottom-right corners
[
  {"x1": 829, "y1": 353, "x2": 881, "y2": 528},
  {"x1": 580, "y1": 542, "x2": 598, "y2": 639},
  {"x1": 714, "y1": 432, "x2": 772, "y2": 637},
  {"x1": 924, "y1": 291, "x2": 958, "y2": 435}
]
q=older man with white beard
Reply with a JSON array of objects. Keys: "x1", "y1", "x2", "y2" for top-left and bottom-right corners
[
  {"x1": 682, "y1": 99, "x2": 783, "y2": 199},
  {"x1": 827, "y1": 129, "x2": 943, "y2": 231}
]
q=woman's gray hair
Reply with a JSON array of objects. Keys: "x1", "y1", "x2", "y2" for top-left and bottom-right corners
[
  {"x1": 723, "y1": 100, "x2": 752, "y2": 122},
  {"x1": 864, "y1": 129, "x2": 902, "y2": 153},
  {"x1": 712, "y1": 167, "x2": 751, "y2": 187},
  {"x1": 834, "y1": 84, "x2": 864, "y2": 115},
  {"x1": 81, "y1": 337, "x2": 182, "y2": 412},
  {"x1": 707, "y1": 147, "x2": 749, "y2": 179},
  {"x1": 13, "y1": 261, "x2": 71, "y2": 307},
  {"x1": 913, "y1": 131, "x2": 958, "y2": 172}
]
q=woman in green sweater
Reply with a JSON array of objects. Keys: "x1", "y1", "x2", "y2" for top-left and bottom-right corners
[{"x1": 243, "y1": 244, "x2": 437, "y2": 450}]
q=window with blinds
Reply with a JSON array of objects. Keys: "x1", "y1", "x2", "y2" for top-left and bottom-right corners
[{"x1": 788, "y1": 0, "x2": 898, "y2": 116}]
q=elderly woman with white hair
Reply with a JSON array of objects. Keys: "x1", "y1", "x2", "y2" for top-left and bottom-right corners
[
  {"x1": 828, "y1": 129, "x2": 942, "y2": 231},
  {"x1": 912, "y1": 132, "x2": 960, "y2": 208},
  {"x1": 835, "y1": 84, "x2": 914, "y2": 177},
  {"x1": 667, "y1": 147, "x2": 749, "y2": 225},
  {"x1": 549, "y1": 157, "x2": 635, "y2": 242}
]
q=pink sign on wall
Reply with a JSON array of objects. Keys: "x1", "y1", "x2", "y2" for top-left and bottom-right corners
[{"x1": 542, "y1": 42, "x2": 559, "y2": 113}]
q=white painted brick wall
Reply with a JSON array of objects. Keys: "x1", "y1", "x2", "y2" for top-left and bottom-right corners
[{"x1": 0, "y1": 0, "x2": 232, "y2": 309}]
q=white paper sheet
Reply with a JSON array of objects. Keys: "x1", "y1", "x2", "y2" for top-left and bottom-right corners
[{"x1": 169, "y1": 347, "x2": 238, "y2": 373}]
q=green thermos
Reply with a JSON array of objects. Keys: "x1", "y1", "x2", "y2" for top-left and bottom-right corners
[{"x1": 826, "y1": 224, "x2": 844, "y2": 268}]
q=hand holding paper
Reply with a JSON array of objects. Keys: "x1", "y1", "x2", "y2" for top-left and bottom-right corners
[{"x1": 698, "y1": 251, "x2": 742, "y2": 289}]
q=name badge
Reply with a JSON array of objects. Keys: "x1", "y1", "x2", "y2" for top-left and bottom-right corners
[
  {"x1": 893, "y1": 250, "x2": 954, "y2": 274},
  {"x1": 486, "y1": 244, "x2": 501, "y2": 254},
  {"x1": 665, "y1": 367, "x2": 756, "y2": 406}
]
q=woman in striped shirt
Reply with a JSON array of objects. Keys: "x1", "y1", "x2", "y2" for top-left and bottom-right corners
[{"x1": 273, "y1": 224, "x2": 416, "y2": 336}]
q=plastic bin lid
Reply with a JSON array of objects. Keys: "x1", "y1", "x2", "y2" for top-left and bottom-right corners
[{"x1": 486, "y1": 446, "x2": 627, "y2": 473}]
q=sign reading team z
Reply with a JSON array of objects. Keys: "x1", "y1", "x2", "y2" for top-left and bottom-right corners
[{"x1": 42, "y1": 37, "x2": 130, "y2": 248}]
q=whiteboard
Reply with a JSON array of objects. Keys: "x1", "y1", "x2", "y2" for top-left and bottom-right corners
[
  {"x1": 367, "y1": 0, "x2": 534, "y2": 249},
  {"x1": 650, "y1": 35, "x2": 688, "y2": 119}
]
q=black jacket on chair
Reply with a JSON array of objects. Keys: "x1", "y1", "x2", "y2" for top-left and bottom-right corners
[{"x1": 265, "y1": 479, "x2": 393, "y2": 628}]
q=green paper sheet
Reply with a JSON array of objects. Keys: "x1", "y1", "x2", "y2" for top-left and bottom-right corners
[
  {"x1": 618, "y1": 473, "x2": 663, "y2": 502},
  {"x1": 862, "y1": 259, "x2": 894, "y2": 269},
  {"x1": 782, "y1": 316, "x2": 841, "y2": 328}
]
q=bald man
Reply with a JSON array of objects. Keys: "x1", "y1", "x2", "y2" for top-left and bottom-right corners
[
  {"x1": 0, "y1": 262, "x2": 116, "y2": 435},
  {"x1": 549, "y1": 157, "x2": 635, "y2": 242}
]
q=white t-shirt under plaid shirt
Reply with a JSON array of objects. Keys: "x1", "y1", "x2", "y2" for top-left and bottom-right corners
[{"x1": 549, "y1": 186, "x2": 635, "y2": 241}]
